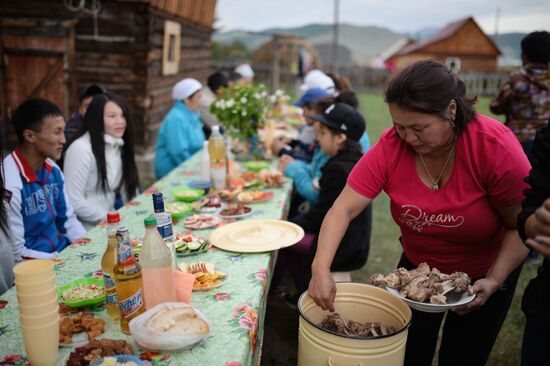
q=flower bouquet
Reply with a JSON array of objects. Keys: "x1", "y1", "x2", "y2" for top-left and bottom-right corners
[{"x1": 210, "y1": 84, "x2": 289, "y2": 160}]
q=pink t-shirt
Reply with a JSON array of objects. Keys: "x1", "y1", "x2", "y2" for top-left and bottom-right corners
[{"x1": 348, "y1": 114, "x2": 530, "y2": 278}]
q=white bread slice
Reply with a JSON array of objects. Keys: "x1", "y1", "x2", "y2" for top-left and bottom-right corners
[
  {"x1": 147, "y1": 306, "x2": 197, "y2": 332},
  {"x1": 165, "y1": 317, "x2": 209, "y2": 336}
]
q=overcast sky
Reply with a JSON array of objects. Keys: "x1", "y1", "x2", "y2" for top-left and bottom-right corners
[{"x1": 216, "y1": 0, "x2": 550, "y2": 34}]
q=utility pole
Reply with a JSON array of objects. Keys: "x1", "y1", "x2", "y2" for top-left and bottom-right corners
[
  {"x1": 494, "y1": 7, "x2": 501, "y2": 45},
  {"x1": 331, "y1": 0, "x2": 340, "y2": 72},
  {"x1": 270, "y1": 34, "x2": 280, "y2": 93}
]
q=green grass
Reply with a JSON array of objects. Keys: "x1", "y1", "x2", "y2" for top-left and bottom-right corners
[{"x1": 353, "y1": 92, "x2": 540, "y2": 366}]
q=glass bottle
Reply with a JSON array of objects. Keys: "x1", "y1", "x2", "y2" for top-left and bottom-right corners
[
  {"x1": 114, "y1": 226, "x2": 145, "y2": 334},
  {"x1": 101, "y1": 212, "x2": 120, "y2": 319}
]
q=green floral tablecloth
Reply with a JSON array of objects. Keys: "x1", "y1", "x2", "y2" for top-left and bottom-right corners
[{"x1": 0, "y1": 152, "x2": 292, "y2": 366}]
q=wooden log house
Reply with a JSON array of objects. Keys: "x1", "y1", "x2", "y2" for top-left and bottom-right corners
[
  {"x1": 386, "y1": 17, "x2": 501, "y2": 73},
  {"x1": 0, "y1": 0, "x2": 217, "y2": 179}
]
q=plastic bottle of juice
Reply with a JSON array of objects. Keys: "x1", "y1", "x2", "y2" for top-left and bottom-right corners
[
  {"x1": 208, "y1": 125, "x2": 227, "y2": 190},
  {"x1": 200, "y1": 141, "x2": 210, "y2": 181},
  {"x1": 140, "y1": 215, "x2": 176, "y2": 310},
  {"x1": 101, "y1": 212, "x2": 121, "y2": 319},
  {"x1": 114, "y1": 227, "x2": 145, "y2": 334}
]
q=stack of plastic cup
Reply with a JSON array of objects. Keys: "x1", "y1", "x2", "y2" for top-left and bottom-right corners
[{"x1": 13, "y1": 259, "x2": 59, "y2": 366}]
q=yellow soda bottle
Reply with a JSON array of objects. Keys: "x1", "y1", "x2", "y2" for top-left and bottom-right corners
[
  {"x1": 101, "y1": 212, "x2": 120, "y2": 319},
  {"x1": 114, "y1": 226, "x2": 145, "y2": 334}
]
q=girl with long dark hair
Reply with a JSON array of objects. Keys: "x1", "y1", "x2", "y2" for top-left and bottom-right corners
[
  {"x1": 64, "y1": 92, "x2": 139, "y2": 228},
  {"x1": 0, "y1": 134, "x2": 15, "y2": 295}
]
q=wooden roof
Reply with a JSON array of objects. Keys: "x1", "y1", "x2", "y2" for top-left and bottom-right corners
[
  {"x1": 149, "y1": 0, "x2": 217, "y2": 29},
  {"x1": 395, "y1": 17, "x2": 501, "y2": 57}
]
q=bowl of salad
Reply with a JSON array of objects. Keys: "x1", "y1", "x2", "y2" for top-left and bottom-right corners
[
  {"x1": 57, "y1": 278, "x2": 106, "y2": 308},
  {"x1": 171, "y1": 188, "x2": 205, "y2": 202},
  {"x1": 165, "y1": 202, "x2": 193, "y2": 220}
]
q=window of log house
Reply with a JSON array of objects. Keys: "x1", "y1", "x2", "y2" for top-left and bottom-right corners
[{"x1": 163, "y1": 20, "x2": 181, "y2": 75}]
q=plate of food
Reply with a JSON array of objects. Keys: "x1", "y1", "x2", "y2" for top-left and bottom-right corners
[
  {"x1": 174, "y1": 231, "x2": 211, "y2": 256},
  {"x1": 244, "y1": 161, "x2": 270, "y2": 172},
  {"x1": 227, "y1": 172, "x2": 260, "y2": 190},
  {"x1": 59, "y1": 312, "x2": 106, "y2": 347},
  {"x1": 57, "y1": 278, "x2": 106, "y2": 308},
  {"x1": 172, "y1": 188, "x2": 205, "y2": 202},
  {"x1": 257, "y1": 170, "x2": 287, "y2": 188},
  {"x1": 370, "y1": 262, "x2": 475, "y2": 313},
  {"x1": 183, "y1": 214, "x2": 222, "y2": 230},
  {"x1": 218, "y1": 187, "x2": 242, "y2": 201},
  {"x1": 65, "y1": 338, "x2": 135, "y2": 366},
  {"x1": 237, "y1": 190, "x2": 273, "y2": 203},
  {"x1": 192, "y1": 195, "x2": 222, "y2": 213},
  {"x1": 90, "y1": 355, "x2": 144, "y2": 366},
  {"x1": 178, "y1": 261, "x2": 228, "y2": 291},
  {"x1": 219, "y1": 203, "x2": 254, "y2": 219},
  {"x1": 165, "y1": 202, "x2": 193, "y2": 220}
]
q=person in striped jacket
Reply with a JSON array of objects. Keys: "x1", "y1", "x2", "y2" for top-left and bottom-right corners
[{"x1": 3, "y1": 98, "x2": 85, "y2": 260}]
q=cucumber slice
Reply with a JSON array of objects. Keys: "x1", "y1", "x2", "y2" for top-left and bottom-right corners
[{"x1": 187, "y1": 241, "x2": 201, "y2": 250}]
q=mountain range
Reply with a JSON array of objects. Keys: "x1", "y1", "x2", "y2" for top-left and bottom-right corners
[{"x1": 213, "y1": 23, "x2": 524, "y2": 67}]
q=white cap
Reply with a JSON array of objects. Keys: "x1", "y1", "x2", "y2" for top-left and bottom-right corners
[
  {"x1": 234, "y1": 64, "x2": 255, "y2": 79},
  {"x1": 300, "y1": 69, "x2": 335, "y2": 94},
  {"x1": 172, "y1": 78, "x2": 202, "y2": 101}
]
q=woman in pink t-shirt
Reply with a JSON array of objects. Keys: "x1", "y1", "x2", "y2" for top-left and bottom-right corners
[{"x1": 308, "y1": 60, "x2": 531, "y2": 366}]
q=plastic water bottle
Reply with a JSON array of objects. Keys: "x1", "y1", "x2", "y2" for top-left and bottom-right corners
[
  {"x1": 200, "y1": 141, "x2": 210, "y2": 181},
  {"x1": 140, "y1": 215, "x2": 176, "y2": 309},
  {"x1": 208, "y1": 125, "x2": 227, "y2": 190}
]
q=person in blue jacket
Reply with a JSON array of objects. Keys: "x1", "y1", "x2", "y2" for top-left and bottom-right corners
[
  {"x1": 155, "y1": 78, "x2": 205, "y2": 179},
  {"x1": 3, "y1": 98, "x2": 86, "y2": 260}
]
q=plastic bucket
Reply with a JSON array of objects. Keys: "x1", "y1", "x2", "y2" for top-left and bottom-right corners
[{"x1": 298, "y1": 283, "x2": 411, "y2": 366}]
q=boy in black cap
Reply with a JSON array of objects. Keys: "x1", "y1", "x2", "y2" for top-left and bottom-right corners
[
  {"x1": 65, "y1": 84, "x2": 105, "y2": 141},
  {"x1": 275, "y1": 102, "x2": 372, "y2": 301}
]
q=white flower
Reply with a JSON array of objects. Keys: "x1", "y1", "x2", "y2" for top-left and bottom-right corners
[
  {"x1": 241, "y1": 110, "x2": 247, "y2": 116},
  {"x1": 214, "y1": 100, "x2": 221, "y2": 108},
  {"x1": 275, "y1": 89, "x2": 284, "y2": 97},
  {"x1": 269, "y1": 95, "x2": 277, "y2": 103},
  {"x1": 261, "y1": 91, "x2": 268, "y2": 97},
  {"x1": 240, "y1": 97, "x2": 248, "y2": 104},
  {"x1": 226, "y1": 99, "x2": 235, "y2": 108},
  {"x1": 253, "y1": 93, "x2": 260, "y2": 99},
  {"x1": 232, "y1": 109, "x2": 237, "y2": 114}
]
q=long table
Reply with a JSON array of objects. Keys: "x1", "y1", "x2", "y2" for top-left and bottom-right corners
[{"x1": 0, "y1": 151, "x2": 292, "y2": 366}]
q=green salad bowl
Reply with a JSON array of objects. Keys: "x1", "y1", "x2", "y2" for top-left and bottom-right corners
[
  {"x1": 165, "y1": 201, "x2": 193, "y2": 220},
  {"x1": 171, "y1": 188, "x2": 205, "y2": 202},
  {"x1": 57, "y1": 277, "x2": 106, "y2": 308},
  {"x1": 244, "y1": 161, "x2": 270, "y2": 172}
]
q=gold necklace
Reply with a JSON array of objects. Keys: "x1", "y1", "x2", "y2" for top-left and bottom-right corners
[{"x1": 418, "y1": 142, "x2": 456, "y2": 190}]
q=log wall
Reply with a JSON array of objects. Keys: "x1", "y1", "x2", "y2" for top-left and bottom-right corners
[{"x1": 1, "y1": 1, "x2": 216, "y2": 180}]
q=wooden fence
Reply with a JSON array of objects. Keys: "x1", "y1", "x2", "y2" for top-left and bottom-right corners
[{"x1": 214, "y1": 61, "x2": 511, "y2": 97}]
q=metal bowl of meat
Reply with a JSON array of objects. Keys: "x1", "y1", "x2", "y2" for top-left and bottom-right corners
[{"x1": 371, "y1": 262, "x2": 476, "y2": 313}]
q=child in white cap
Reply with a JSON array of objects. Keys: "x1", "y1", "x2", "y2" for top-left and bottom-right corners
[
  {"x1": 234, "y1": 63, "x2": 255, "y2": 85},
  {"x1": 155, "y1": 78, "x2": 205, "y2": 178}
]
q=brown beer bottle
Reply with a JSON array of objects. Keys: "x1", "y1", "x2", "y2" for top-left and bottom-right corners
[{"x1": 114, "y1": 226, "x2": 145, "y2": 334}]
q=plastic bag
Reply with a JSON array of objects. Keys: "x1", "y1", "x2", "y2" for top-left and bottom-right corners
[{"x1": 129, "y1": 302, "x2": 210, "y2": 351}]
